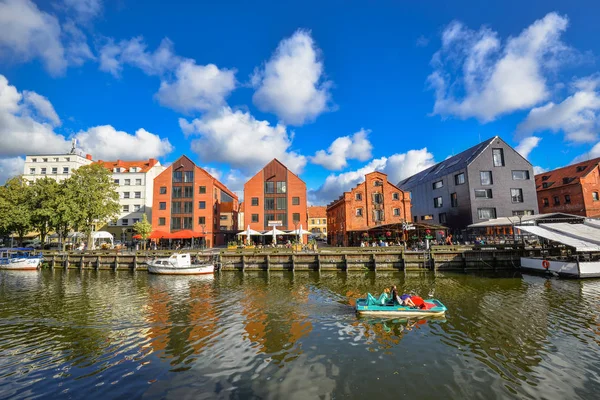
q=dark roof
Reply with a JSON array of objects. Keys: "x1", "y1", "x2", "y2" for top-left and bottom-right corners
[
  {"x1": 535, "y1": 157, "x2": 600, "y2": 192},
  {"x1": 398, "y1": 136, "x2": 499, "y2": 189}
]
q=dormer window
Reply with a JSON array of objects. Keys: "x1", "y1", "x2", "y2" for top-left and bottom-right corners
[
  {"x1": 562, "y1": 177, "x2": 573, "y2": 184},
  {"x1": 576, "y1": 165, "x2": 587, "y2": 172},
  {"x1": 541, "y1": 175, "x2": 549, "y2": 181},
  {"x1": 374, "y1": 180, "x2": 382, "y2": 187}
]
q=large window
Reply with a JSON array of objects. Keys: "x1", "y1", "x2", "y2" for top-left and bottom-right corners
[
  {"x1": 171, "y1": 217, "x2": 181, "y2": 230},
  {"x1": 264, "y1": 198, "x2": 275, "y2": 210},
  {"x1": 183, "y1": 171, "x2": 193, "y2": 183},
  {"x1": 433, "y1": 180, "x2": 443, "y2": 190},
  {"x1": 474, "y1": 189, "x2": 493, "y2": 199},
  {"x1": 173, "y1": 171, "x2": 182, "y2": 183},
  {"x1": 183, "y1": 186, "x2": 193, "y2": 198},
  {"x1": 184, "y1": 201, "x2": 193, "y2": 213},
  {"x1": 451, "y1": 193, "x2": 458, "y2": 207},
  {"x1": 265, "y1": 182, "x2": 275, "y2": 193},
  {"x1": 510, "y1": 188, "x2": 524, "y2": 203},
  {"x1": 374, "y1": 210, "x2": 384, "y2": 221},
  {"x1": 477, "y1": 208, "x2": 496, "y2": 219},
  {"x1": 373, "y1": 193, "x2": 383, "y2": 204},
  {"x1": 251, "y1": 214, "x2": 259, "y2": 222},
  {"x1": 492, "y1": 148, "x2": 505, "y2": 167},
  {"x1": 292, "y1": 197, "x2": 300, "y2": 205},
  {"x1": 172, "y1": 202, "x2": 182, "y2": 213},
  {"x1": 183, "y1": 217, "x2": 192, "y2": 229},
  {"x1": 276, "y1": 197, "x2": 286, "y2": 210},
  {"x1": 276, "y1": 181, "x2": 287, "y2": 193},
  {"x1": 172, "y1": 187, "x2": 182, "y2": 198},
  {"x1": 512, "y1": 170, "x2": 530, "y2": 180},
  {"x1": 433, "y1": 197, "x2": 443, "y2": 208},
  {"x1": 480, "y1": 171, "x2": 493, "y2": 186},
  {"x1": 454, "y1": 173, "x2": 465, "y2": 185}
]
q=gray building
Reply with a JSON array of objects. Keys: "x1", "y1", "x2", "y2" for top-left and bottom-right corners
[{"x1": 398, "y1": 136, "x2": 539, "y2": 234}]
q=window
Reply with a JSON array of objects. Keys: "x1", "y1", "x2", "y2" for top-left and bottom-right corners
[
  {"x1": 194, "y1": 186, "x2": 204, "y2": 195},
  {"x1": 159, "y1": 202, "x2": 166, "y2": 210},
  {"x1": 593, "y1": 192, "x2": 599, "y2": 201},
  {"x1": 172, "y1": 202, "x2": 182, "y2": 213},
  {"x1": 183, "y1": 186, "x2": 193, "y2": 198},
  {"x1": 219, "y1": 215, "x2": 228, "y2": 221},
  {"x1": 541, "y1": 175, "x2": 550, "y2": 181},
  {"x1": 173, "y1": 171, "x2": 183, "y2": 183},
  {"x1": 474, "y1": 189, "x2": 493, "y2": 199},
  {"x1": 513, "y1": 210, "x2": 534, "y2": 216},
  {"x1": 65, "y1": 157, "x2": 70, "y2": 162},
  {"x1": 292, "y1": 197, "x2": 300, "y2": 205},
  {"x1": 54, "y1": 157, "x2": 59, "y2": 162},
  {"x1": 198, "y1": 217, "x2": 206, "y2": 225},
  {"x1": 183, "y1": 217, "x2": 192, "y2": 229},
  {"x1": 510, "y1": 188, "x2": 524, "y2": 203},
  {"x1": 135, "y1": 179, "x2": 142, "y2": 185},
  {"x1": 542, "y1": 182, "x2": 554, "y2": 189},
  {"x1": 133, "y1": 205, "x2": 141, "y2": 212},
  {"x1": 122, "y1": 219, "x2": 128, "y2": 226},
  {"x1": 393, "y1": 208, "x2": 400, "y2": 216},
  {"x1": 293, "y1": 213, "x2": 300, "y2": 222},
  {"x1": 480, "y1": 171, "x2": 493, "y2": 185},
  {"x1": 276, "y1": 181, "x2": 287, "y2": 193},
  {"x1": 42, "y1": 158, "x2": 48, "y2": 162},
  {"x1": 433, "y1": 197, "x2": 443, "y2": 208},
  {"x1": 374, "y1": 180, "x2": 382, "y2": 187},
  {"x1": 29, "y1": 168, "x2": 35, "y2": 174},
  {"x1": 123, "y1": 205, "x2": 130, "y2": 212},
  {"x1": 553, "y1": 196, "x2": 560, "y2": 205},
  {"x1": 565, "y1": 195, "x2": 571, "y2": 204},
  {"x1": 251, "y1": 197, "x2": 259, "y2": 206},
  {"x1": 172, "y1": 187, "x2": 182, "y2": 198},
  {"x1": 31, "y1": 158, "x2": 37, "y2": 162},
  {"x1": 355, "y1": 193, "x2": 362, "y2": 201},
  {"x1": 477, "y1": 208, "x2": 496, "y2": 219},
  {"x1": 265, "y1": 198, "x2": 275, "y2": 210},
  {"x1": 125, "y1": 179, "x2": 131, "y2": 185},
  {"x1": 114, "y1": 179, "x2": 120, "y2": 185},
  {"x1": 454, "y1": 173, "x2": 465, "y2": 185},
  {"x1": 451, "y1": 193, "x2": 458, "y2": 207},
  {"x1": 52, "y1": 167, "x2": 57, "y2": 174},
  {"x1": 171, "y1": 217, "x2": 181, "y2": 230},
  {"x1": 311, "y1": 219, "x2": 316, "y2": 224},
  {"x1": 199, "y1": 201, "x2": 206, "y2": 209},
  {"x1": 276, "y1": 197, "x2": 286, "y2": 210},
  {"x1": 374, "y1": 209, "x2": 384, "y2": 221},
  {"x1": 184, "y1": 171, "x2": 193, "y2": 183},
  {"x1": 322, "y1": 219, "x2": 326, "y2": 224},
  {"x1": 492, "y1": 148, "x2": 505, "y2": 167},
  {"x1": 576, "y1": 165, "x2": 587, "y2": 172},
  {"x1": 433, "y1": 180, "x2": 443, "y2": 189},
  {"x1": 422, "y1": 215, "x2": 433, "y2": 220},
  {"x1": 373, "y1": 193, "x2": 383, "y2": 204},
  {"x1": 512, "y1": 170, "x2": 530, "y2": 180},
  {"x1": 134, "y1": 192, "x2": 141, "y2": 199},
  {"x1": 265, "y1": 214, "x2": 275, "y2": 223},
  {"x1": 265, "y1": 182, "x2": 275, "y2": 193},
  {"x1": 252, "y1": 214, "x2": 259, "y2": 222},
  {"x1": 123, "y1": 192, "x2": 130, "y2": 199},
  {"x1": 414, "y1": 216, "x2": 418, "y2": 222},
  {"x1": 109, "y1": 220, "x2": 117, "y2": 226},
  {"x1": 439, "y1": 213, "x2": 447, "y2": 224},
  {"x1": 114, "y1": 167, "x2": 121, "y2": 173},
  {"x1": 41, "y1": 168, "x2": 46, "y2": 175},
  {"x1": 543, "y1": 198, "x2": 549, "y2": 207},
  {"x1": 392, "y1": 192, "x2": 400, "y2": 200},
  {"x1": 184, "y1": 202, "x2": 193, "y2": 213},
  {"x1": 133, "y1": 218, "x2": 140, "y2": 224},
  {"x1": 63, "y1": 167, "x2": 69, "y2": 174},
  {"x1": 160, "y1": 186, "x2": 167, "y2": 194},
  {"x1": 356, "y1": 208, "x2": 363, "y2": 217}
]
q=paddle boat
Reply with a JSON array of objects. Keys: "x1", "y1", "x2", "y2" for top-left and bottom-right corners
[
  {"x1": 147, "y1": 253, "x2": 215, "y2": 275},
  {"x1": 355, "y1": 292, "x2": 447, "y2": 317},
  {"x1": 0, "y1": 248, "x2": 43, "y2": 271}
]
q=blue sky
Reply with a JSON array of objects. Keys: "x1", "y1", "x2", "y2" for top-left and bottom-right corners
[{"x1": 1, "y1": 0, "x2": 600, "y2": 204}]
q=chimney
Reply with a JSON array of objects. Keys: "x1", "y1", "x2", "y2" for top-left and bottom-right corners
[
  {"x1": 149, "y1": 158, "x2": 157, "y2": 166},
  {"x1": 86, "y1": 154, "x2": 93, "y2": 160}
]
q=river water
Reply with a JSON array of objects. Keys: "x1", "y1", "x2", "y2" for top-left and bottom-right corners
[{"x1": 0, "y1": 269, "x2": 599, "y2": 399}]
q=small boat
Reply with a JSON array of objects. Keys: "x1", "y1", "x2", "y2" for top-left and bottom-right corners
[
  {"x1": 0, "y1": 248, "x2": 43, "y2": 271},
  {"x1": 355, "y1": 293, "x2": 447, "y2": 317},
  {"x1": 147, "y1": 253, "x2": 215, "y2": 275}
]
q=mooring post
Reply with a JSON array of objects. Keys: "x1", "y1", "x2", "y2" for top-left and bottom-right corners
[
  {"x1": 343, "y1": 254, "x2": 348, "y2": 271},
  {"x1": 95, "y1": 256, "x2": 100, "y2": 270},
  {"x1": 372, "y1": 253, "x2": 377, "y2": 271},
  {"x1": 317, "y1": 254, "x2": 321, "y2": 271},
  {"x1": 133, "y1": 255, "x2": 138, "y2": 271},
  {"x1": 242, "y1": 255, "x2": 246, "y2": 271},
  {"x1": 266, "y1": 254, "x2": 271, "y2": 271},
  {"x1": 64, "y1": 255, "x2": 69, "y2": 270},
  {"x1": 79, "y1": 256, "x2": 84, "y2": 270},
  {"x1": 291, "y1": 254, "x2": 296, "y2": 271},
  {"x1": 51, "y1": 255, "x2": 56, "y2": 270},
  {"x1": 114, "y1": 256, "x2": 118, "y2": 271}
]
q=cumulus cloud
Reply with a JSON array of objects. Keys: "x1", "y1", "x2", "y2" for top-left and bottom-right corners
[
  {"x1": 0, "y1": 157, "x2": 25, "y2": 184},
  {"x1": 62, "y1": 21, "x2": 94, "y2": 66},
  {"x1": 252, "y1": 29, "x2": 333, "y2": 125},
  {"x1": 22, "y1": 90, "x2": 61, "y2": 126},
  {"x1": 179, "y1": 106, "x2": 306, "y2": 175},
  {"x1": 572, "y1": 141, "x2": 600, "y2": 164},
  {"x1": 61, "y1": 0, "x2": 102, "y2": 22},
  {"x1": 533, "y1": 165, "x2": 548, "y2": 175},
  {"x1": 515, "y1": 136, "x2": 541, "y2": 159},
  {"x1": 156, "y1": 60, "x2": 236, "y2": 113},
  {"x1": 310, "y1": 129, "x2": 372, "y2": 170},
  {"x1": 429, "y1": 12, "x2": 570, "y2": 122},
  {"x1": 518, "y1": 76, "x2": 600, "y2": 143},
  {"x1": 308, "y1": 148, "x2": 435, "y2": 205}
]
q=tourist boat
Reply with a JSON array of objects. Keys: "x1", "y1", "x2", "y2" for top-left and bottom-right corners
[
  {"x1": 0, "y1": 248, "x2": 43, "y2": 271},
  {"x1": 146, "y1": 253, "x2": 215, "y2": 275},
  {"x1": 355, "y1": 293, "x2": 447, "y2": 317}
]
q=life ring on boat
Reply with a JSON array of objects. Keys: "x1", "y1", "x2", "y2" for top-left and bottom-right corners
[{"x1": 542, "y1": 260, "x2": 550, "y2": 269}]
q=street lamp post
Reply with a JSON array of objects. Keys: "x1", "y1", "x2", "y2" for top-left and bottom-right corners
[
  {"x1": 200, "y1": 224, "x2": 206, "y2": 250},
  {"x1": 294, "y1": 220, "x2": 299, "y2": 245}
]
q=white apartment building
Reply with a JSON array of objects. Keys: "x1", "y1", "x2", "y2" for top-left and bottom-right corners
[
  {"x1": 23, "y1": 146, "x2": 94, "y2": 183},
  {"x1": 95, "y1": 159, "x2": 165, "y2": 242}
]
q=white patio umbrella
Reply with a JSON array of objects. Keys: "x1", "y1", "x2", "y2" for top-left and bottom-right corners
[
  {"x1": 264, "y1": 226, "x2": 286, "y2": 244},
  {"x1": 289, "y1": 224, "x2": 312, "y2": 242},
  {"x1": 236, "y1": 225, "x2": 262, "y2": 244}
]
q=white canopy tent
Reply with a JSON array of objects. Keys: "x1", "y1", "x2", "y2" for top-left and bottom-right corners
[{"x1": 91, "y1": 231, "x2": 114, "y2": 250}]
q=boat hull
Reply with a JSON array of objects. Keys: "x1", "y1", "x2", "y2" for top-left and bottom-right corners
[
  {"x1": 355, "y1": 298, "x2": 447, "y2": 317},
  {"x1": 147, "y1": 264, "x2": 215, "y2": 275},
  {"x1": 0, "y1": 257, "x2": 42, "y2": 271},
  {"x1": 520, "y1": 257, "x2": 600, "y2": 279}
]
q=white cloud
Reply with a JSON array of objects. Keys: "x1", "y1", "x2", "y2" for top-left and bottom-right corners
[
  {"x1": 22, "y1": 90, "x2": 61, "y2": 126},
  {"x1": 74, "y1": 126, "x2": 173, "y2": 160},
  {"x1": 252, "y1": 29, "x2": 332, "y2": 125},
  {"x1": 156, "y1": 60, "x2": 236, "y2": 113},
  {"x1": 62, "y1": 21, "x2": 94, "y2": 66},
  {"x1": 515, "y1": 136, "x2": 541, "y2": 159},
  {"x1": 310, "y1": 129, "x2": 372, "y2": 170},
  {"x1": 0, "y1": 157, "x2": 25, "y2": 184},
  {"x1": 429, "y1": 12, "x2": 570, "y2": 122},
  {"x1": 572, "y1": 141, "x2": 600, "y2": 163},
  {"x1": 518, "y1": 76, "x2": 600, "y2": 143},
  {"x1": 179, "y1": 106, "x2": 306, "y2": 175},
  {"x1": 533, "y1": 165, "x2": 548, "y2": 175},
  {"x1": 221, "y1": 169, "x2": 250, "y2": 195},
  {"x1": 308, "y1": 148, "x2": 435, "y2": 205},
  {"x1": 61, "y1": 0, "x2": 102, "y2": 22}
]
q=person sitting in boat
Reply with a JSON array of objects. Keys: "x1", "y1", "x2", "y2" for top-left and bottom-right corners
[{"x1": 400, "y1": 294, "x2": 416, "y2": 307}]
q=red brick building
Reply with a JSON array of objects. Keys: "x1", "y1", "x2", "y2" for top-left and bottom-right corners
[
  {"x1": 152, "y1": 155, "x2": 239, "y2": 247},
  {"x1": 244, "y1": 159, "x2": 308, "y2": 243},
  {"x1": 535, "y1": 157, "x2": 600, "y2": 218},
  {"x1": 326, "y1": 171, "x2": 411, "y2": 246}
]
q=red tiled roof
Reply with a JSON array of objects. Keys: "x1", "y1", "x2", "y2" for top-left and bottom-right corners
[
  {"x1": 535, "y1": 157, "x2": 600, "y2": 191},
  {"x1": 308, "y1": 206, "x2": 326, "y2": 218},
  {"x1": 94, "y1": 158, "x2": 159, "y2": 173}
]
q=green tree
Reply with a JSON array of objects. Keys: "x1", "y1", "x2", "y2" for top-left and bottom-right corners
[
  {"x1": 0, "y1": 176, "x2": 32, "y2": 245},
  {"x1": 133, "y1": 214, "x2": 152, "y2": 250},
  {"x1": 28, "y1": 177, "x2": 60, "y2": 245},
  {"x1": 50, "y1": 180, "x2": 79, "y2": 251},
  {"x1": 63, "y1": 164, "x2": 120, "y2": 247}
]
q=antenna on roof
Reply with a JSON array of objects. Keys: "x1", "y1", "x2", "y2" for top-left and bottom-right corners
[{"x1": 70, "y1": 138, "x2": 77, "y2": 154}]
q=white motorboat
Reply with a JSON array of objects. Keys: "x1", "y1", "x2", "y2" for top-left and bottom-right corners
[
  {"x1": 0, "y1": 248, "x2": 43, "y2": 271},
  {"x1": 147, "y1": 253, "x2": 215, "y2": 275}
]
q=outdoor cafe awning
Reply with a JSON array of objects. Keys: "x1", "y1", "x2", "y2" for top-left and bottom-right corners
[
  {"x1": 517, "y1": 224, "x2": 600, "y2": 252},
  {"x1": 167, "y1": 230, "x2": 205, "y2": 239}
]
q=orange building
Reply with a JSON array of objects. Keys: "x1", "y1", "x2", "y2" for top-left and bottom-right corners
[
  {"x1": 307, "y1": 206, "x2": 327, "y2": 238},
  {"x1": 535, "y1": 157, "x2": 600, "y2": 218},
  {"x1": 243, "y1": 159, "x2": 308, "y2": 243},
  {"x1": 326, "y1": 171, "x2": 411, "y2": 246},
  {"x1": 152, "y1": 155, "x2": 239, "y2": 247}
]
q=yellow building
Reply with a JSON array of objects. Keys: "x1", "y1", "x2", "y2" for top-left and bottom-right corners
[{"x1": 307, "y1": 206, "x2": 327, "y2": 239}]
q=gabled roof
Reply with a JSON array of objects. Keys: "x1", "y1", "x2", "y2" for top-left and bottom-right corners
[
  {"x1": 166, "y1": 155, "x2": 238, "y2": 201},
  {"x1": 308, "y1": 206, "x2": 326, "y2": 218},
  {"x1": 95, "y1": 158, "x2": 159, "y2": 173},
  {"x1": 246, "y1": 158, "x2": 306, "y2": 185},
  {"x1": 535, "y1": 157, "x2": 600, "y2": 192},
  {"x1": 398, "y1": 136, "x2": 503, "y2": 189}
]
